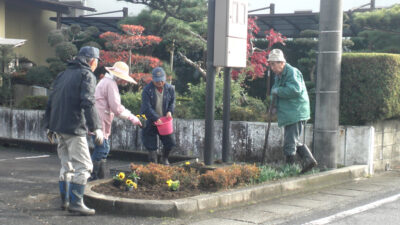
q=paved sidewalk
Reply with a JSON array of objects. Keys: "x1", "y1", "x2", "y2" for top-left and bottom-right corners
[{"x1": 180, "y1": 169, "x2": 400, "y2": 225}]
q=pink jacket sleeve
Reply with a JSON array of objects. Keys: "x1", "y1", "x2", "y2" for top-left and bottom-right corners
[{"x1": 107, "y1": 81, "x2": 130, "y2": 117}]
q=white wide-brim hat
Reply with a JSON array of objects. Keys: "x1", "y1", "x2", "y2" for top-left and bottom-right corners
[{"x1": 105, "y1": 61, "x2": 137, "y2": 84}]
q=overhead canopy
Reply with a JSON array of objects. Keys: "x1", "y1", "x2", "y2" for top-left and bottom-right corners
[
  {"x1": 51, "y1": 8, "x2": 379, "y2": 38},
  {"x1": 0, "y1": 38, "x2": 26, "y2": 47},
  {"x1": 49, "y1": 17, "x2": 121, "y2": 33},
  {"x1": 10, "y1": 0, "x2": 96, "y2": 14},
  {"x1": 250, "y1": 12, "x2": 320, "y2": 38}
]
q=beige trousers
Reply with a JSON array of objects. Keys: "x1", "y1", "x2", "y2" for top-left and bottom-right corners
[{"x1": 56, "y1": 133, "x2": 93, "y2": 185}]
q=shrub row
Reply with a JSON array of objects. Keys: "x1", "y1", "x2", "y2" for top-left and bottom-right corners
[{"x1": 340, "y1": 53, "x2": 400, "y2": 125}]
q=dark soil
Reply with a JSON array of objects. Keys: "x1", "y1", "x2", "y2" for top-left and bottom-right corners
[{"x1": 92, "y1": 180, "x2": 214, "y2": 200}]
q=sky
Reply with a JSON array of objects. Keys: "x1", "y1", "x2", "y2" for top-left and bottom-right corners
[{"x1": 82, "y1": 0, "x2": 399, "y2": 17}]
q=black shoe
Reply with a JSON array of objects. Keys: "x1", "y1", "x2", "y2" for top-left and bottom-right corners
[
  {"x1": 98, "y1": 159, "x2": 107, "y2": 179},
  {"x1": 297, "y1": 145, "x2": 318, "y2": 173},
  {"x1": 161, "y1": 148, "x2": 171, "y2": 165},
  {"x1": 148, "y1": 151, "x2": 158, "y2": 163},
  {"x1": 88, "y1": 160, "x2": 101, "y2": 181}
]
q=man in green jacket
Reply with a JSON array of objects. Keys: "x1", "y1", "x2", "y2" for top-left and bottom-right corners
[{"x1": 269, "y1": 49, "x2": 317, "y2": 173}]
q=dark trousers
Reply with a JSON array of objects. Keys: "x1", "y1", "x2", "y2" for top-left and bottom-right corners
[{"x1": 141, "y1": 123, "x2": 175, "y2": 151}]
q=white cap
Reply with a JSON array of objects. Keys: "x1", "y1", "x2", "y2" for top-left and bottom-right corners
[{"x1": 268, "y1": 49, "x2": 286, "y2": 62}]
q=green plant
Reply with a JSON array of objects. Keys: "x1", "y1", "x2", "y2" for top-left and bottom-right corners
[
  {"x1": 55, "y1": 42, "x2": 78, "y2": 62},
  {"x1": 188, "y1": 75, "x2": 254, "y2": 120},
  {"x1": 0, "y1": 73, "x2": 12, "y2": 106},
  {"x1": 25, "y1": 66, "x2": 54, "y2": 88},
  {"x1": 127, "y1": 171, "x2": 141, "y2": 183},
  {"x1": 166, "y1": 179, "x2": 180, "y2": 191},
  {"x1": 16, "y1": 95, "x2": 48, "y2": 110},
  {"x1": 340, "y1": 53, "x2": 400, "y2": 125},
  {"x1": 121, "y1": 91, "x2": 142, "y2": 115}
]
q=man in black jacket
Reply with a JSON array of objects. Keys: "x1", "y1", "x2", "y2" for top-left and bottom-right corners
[
  {"x1": 44, "y1": 46, "x2": 103, "y2": 216},
  {"x1": 141, "y1": 67, "x2": 176, "y2": 165}
]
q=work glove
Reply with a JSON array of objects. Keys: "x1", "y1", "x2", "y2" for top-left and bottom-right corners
[
  {"x1": 46, "y1": 129, "x2": 56, "y2": 144},
  {"x1": 128, "y1": 115, "x2": 142, "y2": 127},
  {"x1": 271, "y1": 88, "x2": 278, "y2": 96},
  {"x1": 93, "y1": 129, "x2": 104, "y2": 146}
]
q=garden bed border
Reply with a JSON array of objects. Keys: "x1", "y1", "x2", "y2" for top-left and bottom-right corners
[{"x1": 85, "y1": 165, "x2": 368, "y2": 217}]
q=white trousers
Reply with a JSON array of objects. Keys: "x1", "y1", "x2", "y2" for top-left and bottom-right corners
[{"x1": 56, "y1": 133, "x2": 93, "y2": 185}]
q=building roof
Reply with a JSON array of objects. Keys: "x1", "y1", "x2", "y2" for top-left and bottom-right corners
[
  {"x1": 0, "y1": 38, "x2": 26, "y2": 47},
  {"x1": 50, "y1": 8, "x2": 382, "y2": 38},
  {"x1": 10, "y1": 0, "x2": 96, "y2": 14},
  {"x1": 50, "y1": 16, "x2": 121, "y2": 33}
]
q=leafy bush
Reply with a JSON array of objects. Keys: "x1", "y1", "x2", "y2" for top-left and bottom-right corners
[
  {"x1": 198, "y1": 164, "x2": 260, "y2": 190},
  {"x1": 55, "y1": 42, "x2": 78, "y2": 62},
  {"x1": 25, "y1": 66, "x2": 54, "y2": 88},
  {"x1": 256, "y1": 164, "x2": 301, "y2": 183},
  {"x1": 46, "y1": 58, "x2": 66, "y2": 77},
  {"x1": 187, "y1": 75, "x2": 266, "y2": 121},
  {"x1": 0, "y1": 73, "x2": 12, "y2": 106},
  {"x1": 120, "y1": 91, "x2": 142, "y2": 115},
  {"x1": 174, "y1": 95, "x2": 192, "y2": 119},
  {"x1": 16, "y1": 95, "x2": 48, "y2": 110},
  {"x1": 340, "y1": 53, "x2": 400, "y2": 125}
]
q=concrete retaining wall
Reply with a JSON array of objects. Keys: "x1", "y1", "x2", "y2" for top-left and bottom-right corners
[
  {"x1": 1, "y1": 107, "x2": 397, "y2": 172},
  {"x1": 372, "y1": 120, "x2": 400, "y2": 171}
]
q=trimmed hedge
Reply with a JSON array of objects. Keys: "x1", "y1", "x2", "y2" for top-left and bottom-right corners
[
  {"x1": 340, "y1": 53, "x2": 400, "y2": 125},
  {"x1": 16, "y1": 95, "x2": 48, "y2": 110}
]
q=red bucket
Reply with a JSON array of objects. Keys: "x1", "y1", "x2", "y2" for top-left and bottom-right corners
[{"x1": 155, "y1": 116, "x2": 173, "y2": 135}]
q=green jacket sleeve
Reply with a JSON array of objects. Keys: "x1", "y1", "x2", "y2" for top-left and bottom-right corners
[{"x1": 277, "y1": 68, "x2": 304, "y2": 99}]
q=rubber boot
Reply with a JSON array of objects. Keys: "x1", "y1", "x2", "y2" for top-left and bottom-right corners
[
  {"x1": 59, "y1": 181, "x2": 70, "y2": 210},
  {"x1": 161, "y1": 149, "x2": 171, "y2": 165},
  {"x1": 148, "y1": 151, "x2": 158, "y2": 163},
  {"x1": 285, "y1": 155, "x2": 295, "y2": 165},
  {"x1": 68, "y1": 183, "x2": 95, "y2": 215},
  {"x1": 297, "y1": 145, "x2": 318, "y2": 173},
  {"x1": 98, "y1": 159, "x2": 107, "y2": 179},
  {"x1": 88, "y1": 160, "x2": 101, "y2": 181}
]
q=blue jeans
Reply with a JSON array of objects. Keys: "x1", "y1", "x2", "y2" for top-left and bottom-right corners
[{"x1": 91, "y1": 136, "x2": 110, "y2": 161}]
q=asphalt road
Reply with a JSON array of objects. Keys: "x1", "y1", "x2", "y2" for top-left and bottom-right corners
[{"x1": 1, "y1": 144, "x2": 400, "y2": 225}]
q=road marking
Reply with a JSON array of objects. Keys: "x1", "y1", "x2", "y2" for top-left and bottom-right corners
[
  {"x1": 0, "y1": 155, "x2": 50, "y2": 161},
  {"x1": 303, "y1": 193, "x2": 400, "y2": 225}
]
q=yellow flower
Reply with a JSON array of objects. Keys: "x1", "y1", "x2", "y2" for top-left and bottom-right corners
[
  {"x1": 132, "y1": 182, "x2": 137, "y2": 189},
  {"x1": 185, "y1": 161, "x2": 190, "y2": 165},
  {"x1": 118, "y1": 172, "x2": 125, "y2": 180},
  {"x1": 126, "y1": 179, "x2": 133, "y2": 186},
  {"x1": 166, "y1": 179, "x2": 173, "y2": 187},
  {"x1": 141, "y1": 114, "x2": 147, "y2": 120}
]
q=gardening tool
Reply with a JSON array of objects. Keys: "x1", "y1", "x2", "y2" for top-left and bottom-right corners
[{"x1": 261, "y1": 96, "x2": 275, "y2": 165}]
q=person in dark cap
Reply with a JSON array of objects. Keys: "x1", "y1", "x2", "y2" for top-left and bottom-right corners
[
  {"x1": 140, "y1": 67, "x2": 176, "y2": 165},
  {"x1": 43, "y1": 46, "x2": 103, "y2": 215}
]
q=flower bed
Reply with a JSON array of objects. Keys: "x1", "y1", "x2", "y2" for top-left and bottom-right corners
[{"x1": 92, "y1": 162, "x2": 308, "y2": 200}]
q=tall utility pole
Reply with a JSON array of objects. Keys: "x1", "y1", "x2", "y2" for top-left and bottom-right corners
[
  {"x1": 313, "y1": 0, "x2": 343, "y2": 169},
  {"x1": 204, "y1": 0, "x2": 216, "y2": 165}
]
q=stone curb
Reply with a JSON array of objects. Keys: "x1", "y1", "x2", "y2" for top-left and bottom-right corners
[{"x1": 85, "y1": 165, "x2": 368, "y2": 217}]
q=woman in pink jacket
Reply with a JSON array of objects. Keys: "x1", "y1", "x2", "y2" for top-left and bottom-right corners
[{"x1": 89, "y1": 61, "x2": 142, "y2": 181}]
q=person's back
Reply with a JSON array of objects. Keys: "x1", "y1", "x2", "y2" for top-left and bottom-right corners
[{"x1": 48, "y1": 57, "x2": 98, "y2": 136}]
